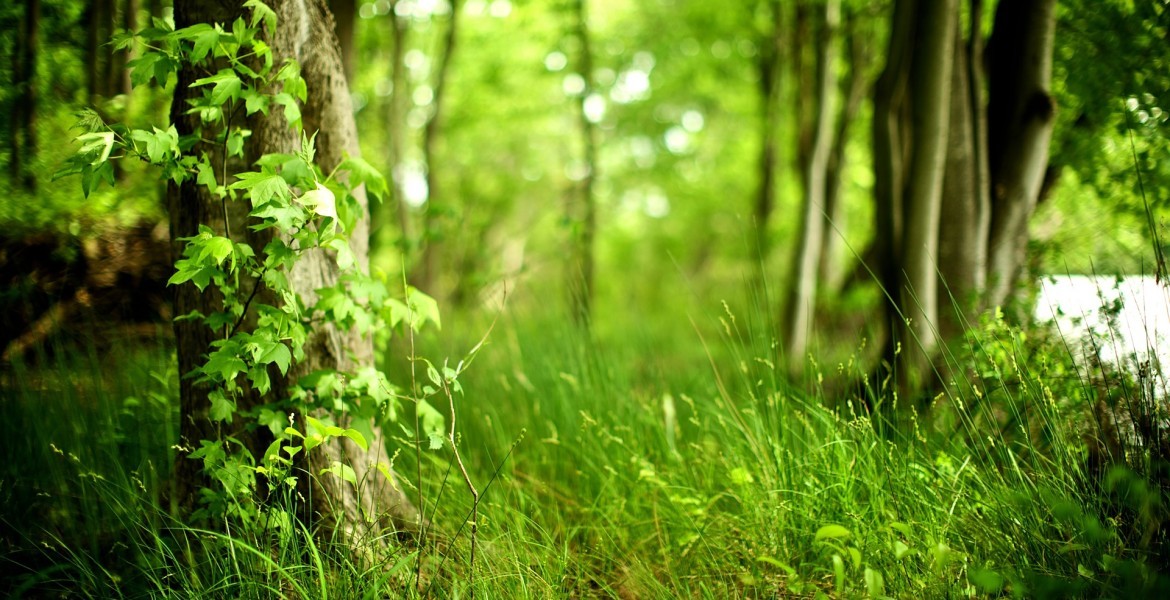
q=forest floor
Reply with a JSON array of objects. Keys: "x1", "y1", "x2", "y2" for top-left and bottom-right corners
[{"x1": 1, "y1": 302, "x2": 1169, "y2": 598}]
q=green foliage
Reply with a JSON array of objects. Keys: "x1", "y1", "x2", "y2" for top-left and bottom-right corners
[
  {"x1": 8, "y1": 291, "x2": 1170, "y2": 597},
  {"x1": 59, "y1": 3, "x2": 440, "y2": 527}
]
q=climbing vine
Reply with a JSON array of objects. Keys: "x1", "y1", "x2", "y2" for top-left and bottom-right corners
[{"x1": 60, "y1": 1, "x2": 441, "y2": 522}]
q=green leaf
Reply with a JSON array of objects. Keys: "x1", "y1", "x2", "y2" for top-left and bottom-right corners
[
  {"x1": 249, "y1": 364, "x2": 272, "y2": 395},
  {"x1": 416, "y1": 399, "x2": 446, "y2": 450},
  {"x1": 200, "y1": 236, "x2": 234, "y2": 266},
  {"x1": 321, "y1": 461, "x2": 357, "y2": 486},
  {"x1": 276, "y1": 60, "x2": 307, "y2": 101},
  {"x1": 204, "y1": 345, "x2": 248, "y2": 383},
  {"x1": 251, "y1": 202, "x2": 305, "y2": 231},
  {"x1": 257, "y1": 341, "x2": 292, "y2": 375},
  {"x1": 272, "y1": 93, "x2": 302, "y2": 129},
  {"x1": 126, "y1": 51, "x2": 167, "y2": 87},
  {"x1": 76, "y1": 131, "x2": 115, "y2": 165},
  {"x1": 193, "y1": 69, "x2": 243, "y2": 105},
  {"x1": 324, "y1": 238, "x2": 354, "y2": 270},
  {"x1": 406, "y1": 287, "x2": 442, "y2": 331},
  {"x1": 176, "y1": 23, "x2": 223, "y2": 63},
  {"x1": 864, "y1": 568, "x2": 885, "y2": 598},
  {"x1": 243, "y1": 88, "x2": 269, "y2": 115},
  {"x1": 210, "y1": 390, "x2": 236, "y2": 423},
  {"x1": 375, "y1": 462, "x2": 398, "y2": 489},
  {"x1": 337, "y1": 155, "x2": 390, "y2": 201},
  {"x1": 190, "y1": 439, "x2": 225, "y2": 470},
  {"x1": 342, "y1": 429, "x2": 368, "y2": 452},
  {"x1": 196, "y1": 157, "x2": 218, "y2": 191},
  {"x1": 130, "y1": 126, "x2": 181, "y2": 164},
  {"x1": 258, "y1": 408, "x2": 287, "y2": 436},
  {"x1": 244, "y1": 0, "x2": 278, "y2": 33},
  {"x1": 967, "y1": 568, "x2": 1004, "y2": 593},
  {"x1": 226, "y1": 130, "x2": 246, "y2": 158},
  {"x1": 755, "y1": 557, "x2": 796, "y2": 576},
  {"x1": 814, "y1": 524, "x2": 852, "y2": 541},
  {"x1": 230, "y1": 171, "x2": 290, "y2": 207}
]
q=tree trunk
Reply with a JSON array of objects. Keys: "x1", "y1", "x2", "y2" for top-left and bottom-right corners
[
  {"x1": 818, "y1": 5, "x2": 870, "y2": 289},
  {"x1": 985, "y1": 0, "x2": 1057, "y2": 308},
  {"x1": 386, "y1": 1, "x2": 413, "y2": 256},
  {"x1": 568, "y1": 0, "x2": 598, "y2": 326},
  {"x1": 9, "y1": 0, "x2": 39, "y2": 191},
  {"x1": 784, "y1": 0, "x2": 839, "y2": 371},
  {"x1": 328, "y1": 0, "x2": 355, "y2": 83},
  {"x1": 871, "y1": 0, "x2": 915, "y2": 370},
  {"x1": 752, "y1": 0, "x2": 783, "y2": 267},
  {"x1": 871, "y1": 0, "x2": 1056, "y2": 395},
  {"x1": 101, "y1": 0, "x2": 122, "y2": 96},
  {"x1": 414, "y1": 0, "x2": 460, "y2": 297},
  {"x1": 170, "y1": 0, "x2": 421, "y2": 543},
  {"x1": 111, "y1": 0, "x2": 139, "y2": 96},
  {"x1": 85, "y1": 0, "x2": 106, "y2": 101},
  {"x1": 899, "y1": 0, "x2": 957, "y2": 377},
  {"x1": 937, "y1": 16, "x2": 988, "y2": 340}
]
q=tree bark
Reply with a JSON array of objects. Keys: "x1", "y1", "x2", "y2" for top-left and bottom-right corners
[
  {"x1": 386, "y1": 1, "x2": 413, "y2": 256},
  {"x1": 328, "y1": 0, "x2": 355, "y2": 83},
  {"x1": 85, "y1": 0, "x2": 107, "y2": 101},
  {"x1": 112, "y1": 0, "x2": 139, "y2": 96},
  {"x1": 818, "y1": 6, "x2": 870, "y2": 289},
  {"x1": 9, "y1": 0, "x2": 39, "y2": 191},
  {"x1": 170, "y1": 0, "x2": 421, "y2": 544},
  {"x1": 986, "y1": 0, "x2": 1057, "y2": 308},
  {"x1": 784, "y1": 0, "x2": 839, "y2": 371},
  {"x1": 568, "y1": 0, "x2": 598, "y2": 326},
  {"x1": 871, "y1": 0, "x2": 1057, "y2": 394},
  {"x1": 871, "y1": 0, "x2": 915, "y2": 370},
  {"x1": 414, "y1": 0, "x2": 460, "y2": 297},
  {"x1": 899, "y1": 0, "x2": 957, "y2": 375},
  {"x1": 937, "y1": 17, "x2": 988, "y2": 340},
  {"x1": 753, "y1": 0, "x2": 783, "y2": 267}
]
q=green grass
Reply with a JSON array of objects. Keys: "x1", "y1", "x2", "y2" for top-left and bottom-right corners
[{"x1": 2, "y1": 302, "x2": 1168, "y2": 598}]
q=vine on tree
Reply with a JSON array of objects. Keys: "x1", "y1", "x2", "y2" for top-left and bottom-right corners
[{"x1": 59, "y1": 1, "x2": 442, "y2": 523}]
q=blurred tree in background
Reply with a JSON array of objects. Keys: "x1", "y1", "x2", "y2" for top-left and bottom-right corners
[{"x1": 1, "y1": 0, "x2": 1168, "y2": 388}]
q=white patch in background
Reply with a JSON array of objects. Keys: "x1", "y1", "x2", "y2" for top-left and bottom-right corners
[
  {"x1": 396, "y1": 162, "x2": 429, "y2": 207},
  {"x1": 584, "y1": 93, "x2": 606, "y2": 123},
  {"x1": 1036, "y1": 275, "x2": 1170, "y2": 388},
  {"x1": 544, "y1": 51, "x2": 567, "y2": 72}
]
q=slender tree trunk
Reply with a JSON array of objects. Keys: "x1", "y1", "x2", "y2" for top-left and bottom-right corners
[
  {"x1": 85, "y1": 0, "x2": 118, "y2": 100},
  {"x1": 413, "y1": 0, "x2": 460, "y2": 296},
  {"x1": 985, "y1": 0, "x2": 1057, "y2": 308},
  {"x1": 85, "y1": 0, "x2": 101, "y2": 101},
  {"x1": 753, "y1": 0, "x2": 782, "y2": 267},
  {"x1": 170, "y1": 0, "x2": 421, "y2": 543},
  {"x1": 937, "y1": 17, "x2": 987, "y2": 340},
  {"x1": 387, "y1": 1, "x2": 413, "y2": 255},
  {"x1": 568, "y1": 0, "x2": 598, "y2": 326},
  {"x1": 10, "y1": 0, "x2": 39, "y2": 191},
  {"x1": 792, "y1": 3, "x2": 815, "y2": 175},
  {"x1": 899, "y1": 0, "x2": 957, "y2": 375},
  {"x1": 328, "y1": 0, "x2": 355, "y2": 83},
  {"x1": 111, "y1": 0, "x2": 139, "y2": 96},
  {"x1": 784, "y1": 0, "x2": 839, "y2": 371},
  {"x1": 101, "y1": 0, "x2": 122, "y2": 96},
  {"x1": 871, "y1": 0, "x2": 915, "y2": 370},
  {"x1": 818, "y1": 5, "x2": 870, "y2": 290}
]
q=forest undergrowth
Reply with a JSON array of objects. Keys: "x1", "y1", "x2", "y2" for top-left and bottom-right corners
[{"x1": 1, "y1": 292, "x2": 1169, "y2": 598}]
